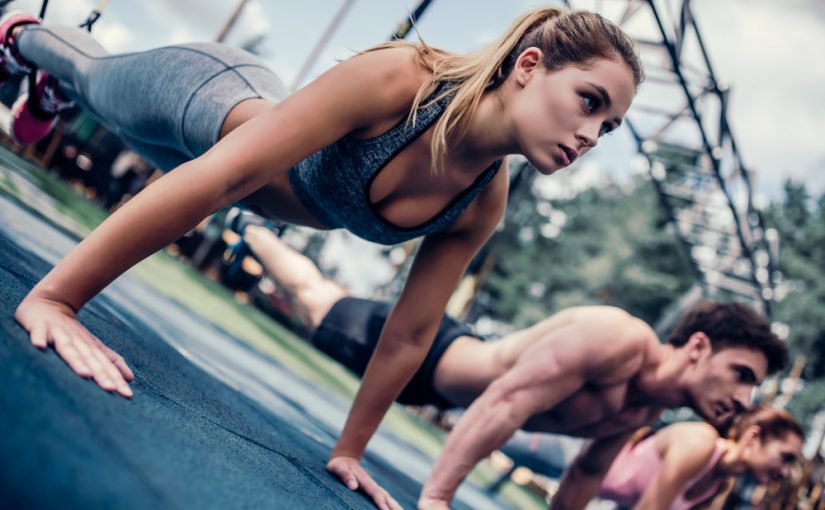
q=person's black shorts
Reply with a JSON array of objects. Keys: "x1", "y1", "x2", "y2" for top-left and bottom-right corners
[{"x1": 310, "y1": 297, "x2": 482, "y2": 409}]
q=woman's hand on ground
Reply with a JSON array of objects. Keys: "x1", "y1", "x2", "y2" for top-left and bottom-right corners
[
  {"x1": 15, "y1": 295, "x2": 134, "y2": 397},
  {"x1": 326, "y1": 455, "x2": 403, "y2": 510}
]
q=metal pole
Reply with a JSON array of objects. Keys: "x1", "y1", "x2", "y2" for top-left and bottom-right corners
[
  {"x1": 290, "y1": 0, "x2": 358, "y2": 92},
  {"x1": 215, "y1": 0, "x2": 251, "y2": 43},
  {"x1": 389, "y1": 0, "x2": 435, "y2": 40}
]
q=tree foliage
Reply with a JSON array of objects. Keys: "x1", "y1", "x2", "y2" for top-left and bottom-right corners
[
  {"x1": 480, "y1": 173, "x2": 695, "y2": 328},
  {"x1": 764, "y1": 181, "x2": 825, "y2": 380}
]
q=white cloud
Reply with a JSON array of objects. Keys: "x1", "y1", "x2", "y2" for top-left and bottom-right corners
[
  {"x1": 693, "y1": 0, "x2": 825, "y2": 195},
  {"x1": 93, "y1": 22, "x2": 135, "y2": 53}
]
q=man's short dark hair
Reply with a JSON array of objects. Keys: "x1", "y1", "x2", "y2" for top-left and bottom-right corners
[{"x1": 667, "y1": 301, "x2": 788, "y2": 374}]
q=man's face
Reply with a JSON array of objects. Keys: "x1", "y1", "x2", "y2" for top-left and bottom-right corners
[{"x1": 687, "y1": 344, "x2": 769, "y2": 428}]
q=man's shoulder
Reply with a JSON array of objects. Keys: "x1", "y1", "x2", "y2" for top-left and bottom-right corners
[
  {"x1": 566, "y1": 307, "x2": 658, "y2": 369},
  {"x1": 507, "y1": 306, "x2": 658, "y2": 383}
]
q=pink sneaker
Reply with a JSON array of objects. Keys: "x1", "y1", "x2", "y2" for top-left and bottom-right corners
[
  {"x1": 0, "y1": 10, "x2": 41, "y2": 80},
  {"x1": 10, "y1": 71, "x2": 74, "y2": 144}
]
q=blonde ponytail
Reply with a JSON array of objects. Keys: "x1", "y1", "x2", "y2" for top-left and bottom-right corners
[{"x1": 363, "y1": 8, "x2": 643, "y2": 174}]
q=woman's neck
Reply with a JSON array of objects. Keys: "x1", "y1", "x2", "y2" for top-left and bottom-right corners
[
  {"x1": 716, "y1": 439, "x2": 748, "y2": 476},
  {"x1": 450, "y1": 86, "x2": 517, "y2": 164}
]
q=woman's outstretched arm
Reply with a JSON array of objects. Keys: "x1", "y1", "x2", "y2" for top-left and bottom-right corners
[
  {"x1": 14, "y1": 47, "x2": 425, "y2": 396},
  {"x1": 327, "y1": 169, "x2": 507, "y2": 510}
]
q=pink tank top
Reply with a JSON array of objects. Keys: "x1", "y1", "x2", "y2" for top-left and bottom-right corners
[{"x1": 599, "y1": 434, "x2": 726, "y2": 510}]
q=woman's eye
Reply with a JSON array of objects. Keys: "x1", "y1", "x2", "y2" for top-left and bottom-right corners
[
  {"x1": 583, "y1": 94, "x2": 600, "y2": 112},
  {"x1": 599, "y1": 123, "x2": 614, "y2": 137}
]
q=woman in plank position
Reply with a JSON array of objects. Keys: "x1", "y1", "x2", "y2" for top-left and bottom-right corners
[{"x1": 4, "y1": 7, "x2": 641, "y2": 508}]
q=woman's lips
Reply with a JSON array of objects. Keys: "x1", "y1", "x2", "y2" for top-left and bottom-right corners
[{"x1": 558, "y1": 145, "x2": 577, "y2": 166}]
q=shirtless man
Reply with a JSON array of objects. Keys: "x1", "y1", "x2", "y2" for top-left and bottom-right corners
[{"x1": 239, "y1": 223, "x2": 787, "y2": 510}]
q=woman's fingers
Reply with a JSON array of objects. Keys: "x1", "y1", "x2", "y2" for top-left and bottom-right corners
[
  {"x1": 17, "y1": 297, "x2": 135, "y2": 397},
  {"x1": 327, "y1": 458, "x2": 358, "y2": 490},
  {"x1": 328, "y1": 457, "x2": 401, "y2": 510},
  {"x1": 50, "y1": 325, "x2": 133, "y2": 397},
  {"x1": 83, "y1": 332, "x2": 132, "y2": 397},
  {"x1": 52, "y1": 327, "x2": 93, "y2": 379},
  {"x1": 29, "y1": 323, "x2": 49, "y2": 349},
  {"x1": 353, "y1": 469, "x2": 400, "y2": 510},
  {"x1": 74, "y1": 337, "x2": 117, "y2": 391},
  {"x1": 94, "y1": 337, "x2": 135, "y2": 382}
]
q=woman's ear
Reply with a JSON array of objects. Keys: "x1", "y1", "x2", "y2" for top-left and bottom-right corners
[
  {"x1": 742, "y1": 425, "x2": 762, "y2": 446},
  {"x1": 513, "y1": 47, "x2": 544, "y2": 87}
]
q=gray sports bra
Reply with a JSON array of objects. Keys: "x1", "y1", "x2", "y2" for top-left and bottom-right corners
[{"x1": 287, "y1": 83, "x2": 502, "y2": 245}]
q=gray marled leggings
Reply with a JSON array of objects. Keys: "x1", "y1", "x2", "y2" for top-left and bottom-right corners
[{"x1": 17, "y1": 25, "x2": 287, "y2": 171}]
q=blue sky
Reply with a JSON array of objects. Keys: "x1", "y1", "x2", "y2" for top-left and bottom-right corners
[{"x1": 14, "y1": 0, "x2": 825, "y2": 200}]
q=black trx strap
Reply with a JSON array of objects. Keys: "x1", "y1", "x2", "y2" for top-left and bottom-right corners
[
  {"x1": 27, "y1": 0, "x2": 50, "y2": 108},
  {"x1": 79, "y1": 0, "x2": 110, "y2": 32},
  {"x1": 26, "y1": 0, "x2": 109, "y2": 116}
]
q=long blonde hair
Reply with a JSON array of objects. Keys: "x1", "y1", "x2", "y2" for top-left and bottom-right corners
[{"x1": 363, "y1": 8, "x2": 644, "y2": 173}]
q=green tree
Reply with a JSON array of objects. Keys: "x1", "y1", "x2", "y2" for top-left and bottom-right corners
[
  {"x1": 764, "y1": 181, "x2": 825, "y2": 380},
  {"x1": 481, "y1": 174, "x2": 695, "y2": 328}
]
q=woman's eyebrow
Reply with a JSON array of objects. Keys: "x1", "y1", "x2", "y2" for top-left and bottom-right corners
[
  {"x1": 587, "y1": 81, "x2": 612, "y2": 108},
  {"x1": 587, "y1": 82, "x2": 623, "y2": 128}
]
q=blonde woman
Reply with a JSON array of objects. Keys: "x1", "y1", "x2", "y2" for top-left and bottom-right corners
[
  {"x1": 3, "y1": 7, "x2": 642, "y2": 508},
  {"x1": 599, "y1": 406, "x2": 803, "y2": 509}
]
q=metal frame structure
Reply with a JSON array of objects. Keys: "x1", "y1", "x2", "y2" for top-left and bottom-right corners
[{"x1": 562, "y1": 0, "x2": 778, "y2": 315}]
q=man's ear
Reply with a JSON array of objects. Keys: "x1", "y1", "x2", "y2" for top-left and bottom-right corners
[
  {"x1": 687, "y1": 331, "x2": 711, "y2": 362},
  {"x1": 513, "y1": 47, "x2": 544, "y2": 87}
]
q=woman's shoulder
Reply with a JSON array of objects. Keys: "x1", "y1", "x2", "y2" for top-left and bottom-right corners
[
  {"x1": 658, "y1": 422, "x2": 720, "y2": 457},
  {"x1": 339, "y1": 46, "x2": 432, "y2": 107},
  {"x1": 312, "y1": 45, "x2": 432, "y2": 134}
]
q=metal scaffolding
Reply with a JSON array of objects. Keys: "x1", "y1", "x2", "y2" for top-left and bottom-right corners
[{"x1": 562, "y1": 0, "x2": 778, "y2": 316}]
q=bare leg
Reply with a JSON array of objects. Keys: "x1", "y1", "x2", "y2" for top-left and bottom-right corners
[{"x1": 243, "y1": 225, "x2": 348, "y2": 329}]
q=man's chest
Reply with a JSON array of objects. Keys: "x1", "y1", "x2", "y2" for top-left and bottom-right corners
[{"x1": 523, "y1": 384, "x2": 657, "y2": 436}]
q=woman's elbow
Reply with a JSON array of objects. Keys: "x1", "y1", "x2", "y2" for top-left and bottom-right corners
[{"x1": 381, "y1": 323, "x2": 437, "y2": 349}]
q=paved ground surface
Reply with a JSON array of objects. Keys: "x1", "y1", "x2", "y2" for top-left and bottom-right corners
[{"x1": 0, "y1": 189, "x2": 507, "y2": 510}]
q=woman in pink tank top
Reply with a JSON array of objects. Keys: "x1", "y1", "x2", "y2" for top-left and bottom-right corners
[{"x1": 599, "y1": 406, "x2": 803, "y2": 509}]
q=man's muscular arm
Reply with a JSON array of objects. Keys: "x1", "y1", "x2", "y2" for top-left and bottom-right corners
[
  {"x1": 418, "y1": 307, "x2": 651, "y2": 508},
  {"x1": 419, "y1": 325, "x2": 587, "y2": 506}
]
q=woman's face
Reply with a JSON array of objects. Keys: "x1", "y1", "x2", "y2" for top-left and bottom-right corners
[
  {"x1": 509, "y1": 51, "x2": 636, "y2": 175},
  {"x1": 744, "y1": 433, "x2": 802, "y2": 484}
]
